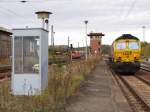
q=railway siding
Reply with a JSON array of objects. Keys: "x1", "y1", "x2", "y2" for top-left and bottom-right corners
[
  {"x1": 106, "y1": 59, "x2": 150, "y2": 112},
  {"x1": 113, "y1": 74, "x2": 144, "y2": 112},
  {"x1": 122, "y1": 76, "x2": 150, "y2": 108}
]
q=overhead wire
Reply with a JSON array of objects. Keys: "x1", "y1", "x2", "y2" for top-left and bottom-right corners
[
  {"x1": 0, "y1": 4, "x2": 36, "y2": 24},
  {"x1": 0, "y1": 0, "x2": 56, "y2": 28},
  {"x1": 124, "y1": 0, "x2": 137, "y2": 18},
  {"x1": 112, "y1": 0, "x2": 129, "y2": 26},
  {"x1": 0, "y1": 0, "x2": 65, "y2": 3},
  {"x1": 117, "y1": 0, "x2": 138, "y2": 28},
  {"x1": 0, "y1": 0, "x2": 43, "y2": 3},
  {"x1": 1, "y1": 6, "x2": 25, "y2": 17},
  {"x1": 119, "y1": 0, "x2": 128, "y2": 19}
]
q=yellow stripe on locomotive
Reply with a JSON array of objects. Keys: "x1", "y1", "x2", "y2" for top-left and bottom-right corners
[{"x1": 113, "y1": 39, "x2": 141, "y2": 63}]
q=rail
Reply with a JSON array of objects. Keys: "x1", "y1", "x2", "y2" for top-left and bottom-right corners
[
  {"x1": 106, "y1": 61, "x2": 150, "y2": 112},
  {"x1": 141, "y1": 63, "x2": 150, "y2": 72}
]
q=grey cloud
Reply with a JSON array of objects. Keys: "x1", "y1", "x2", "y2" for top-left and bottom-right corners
[{"x1": 0, "y1": 0, "x2": 150, "y2": 45}]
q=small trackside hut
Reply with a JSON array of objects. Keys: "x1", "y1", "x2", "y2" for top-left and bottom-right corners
[{"x1": 11, "y1": 28, "x2": 48, "y2": 95}]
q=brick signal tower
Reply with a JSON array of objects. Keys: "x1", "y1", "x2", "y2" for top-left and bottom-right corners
[{"x1": 88, "y1": 32, "x2": 105, "y2": 56}]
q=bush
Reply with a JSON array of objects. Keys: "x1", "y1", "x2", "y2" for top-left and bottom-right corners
[{"x1": 0, "y1": 57, "x2": 100, "y2": 112}]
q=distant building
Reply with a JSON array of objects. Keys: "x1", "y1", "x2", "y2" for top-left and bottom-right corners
[
  {"x1": 0, "y1": 27, "x2": 12, "y2": 64},
  {"x1": 88, "y1": 32, "x2": 104, "y2": 56}
]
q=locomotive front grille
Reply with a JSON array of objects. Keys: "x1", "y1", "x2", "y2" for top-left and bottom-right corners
[
  {"x1": 122, "y1": 51, "x2": 133, "y2": 62},
  {"x1": 123, "y1": 51, "x2": 132, "y2": 55}
]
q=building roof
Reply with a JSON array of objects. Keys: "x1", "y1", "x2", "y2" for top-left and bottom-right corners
[
  {"x1": 13, "y1": 27, "x2": 49, "y2": 32},
  {"x1": 88, "y1": 33, "x2": 105, "y2": 36},
  {"x1": 0, "y1": 27, "x2": 12, "y2": 34}
]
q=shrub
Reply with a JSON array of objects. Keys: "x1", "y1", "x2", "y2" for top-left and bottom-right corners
[{"x1": 0, "y1": 56, "x2": 100, "y2": 112}]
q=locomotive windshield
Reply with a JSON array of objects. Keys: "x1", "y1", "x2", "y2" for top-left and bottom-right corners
[
  {"x1": 128, "y1": 41, "x2": 139, "y2": 49},
  {"x1": 116, "y1": 42, "x2": 126, "y2": 50}
]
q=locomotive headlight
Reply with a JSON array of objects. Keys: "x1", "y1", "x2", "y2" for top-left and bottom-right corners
[
  {"x1": 134, "y1": 57, "x2": 139, "y2": 61},
  {"x1": 116, "y1": 57, "x2": 121, "y2": 62}
]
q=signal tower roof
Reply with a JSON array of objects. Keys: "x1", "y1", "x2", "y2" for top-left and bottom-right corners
[{"x1": 88, "y1": 32, "x2": 105, "y2": 36}]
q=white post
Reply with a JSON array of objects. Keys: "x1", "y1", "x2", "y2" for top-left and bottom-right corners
[
  {"x1": 42, "y1": 18, "x2": 45, "y2": 29},
  {"x1": 51, "y1": 25, "x2": 53, "y2": 46},
  {"x1": 84, "y1": 20, "x2": 88, "y2": 60},
  {"x1": 142, "y1": 26, "x2": 146, "y2": 42},
  {"x1": 68, "y1": 36, "x2": 70, "y2": 47},
  {"x1": 51, "y1": 25, "x2": 55, "y2": 46}
]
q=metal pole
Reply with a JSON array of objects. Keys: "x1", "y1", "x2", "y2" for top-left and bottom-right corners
[
  {"x1": 68, "y1": 36, "x2": 70, "y2": 47},
  {"x1": 51, "y1": 25, "x2": 54, "y2": 46},
  {"x1": 42, "y1": 18, "x2": 45, "y2": 29},
  {"x1": 22, "y1": 37, "x2": 24, "y2": 73},
  {"x1": 53, "y1": 32, "x2": 55, "y2": 46},
  {"x1": 142, "y1": 26, "x2": 146, "y2": 42},
  {"x1": 84, "y1": 20, "x2": 88, "y2": 60}
]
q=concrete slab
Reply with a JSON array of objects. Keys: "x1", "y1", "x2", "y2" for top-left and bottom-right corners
[{"x1": 66, "y1": 60, "x2": 132, "y2": 112}]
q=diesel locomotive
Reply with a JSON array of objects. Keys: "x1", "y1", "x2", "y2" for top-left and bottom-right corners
[{"x1": 110, "y1": 34, "x2": 141, "y2": 73}]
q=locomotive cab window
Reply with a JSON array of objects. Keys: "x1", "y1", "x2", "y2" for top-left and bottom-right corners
[
  {"x1": 128, "y1": 41, "x2": 139, "y2": 50},
  {"x1": 116, "y1": 42, "x2": 126, "y2": 50}
]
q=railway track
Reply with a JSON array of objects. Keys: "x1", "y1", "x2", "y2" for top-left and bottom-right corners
[
  {"x1": 0, "y1": 65, "x2": 11, "y2": 82},
  {"x1": 140, "y1": 61, "x2": 150, "y2": 71},
  {"x1": 121, "y1": 76, "x2": 150, "y2": 109},
  {"x1": 141, "y1": 63, "x2": 150, "y2": 72},
  {"x1": 106, "y1": 61, "x2": 150, "y2": 112},
  {"x1": 113, "y1": 73, "x2": 150, "y2": 112}
]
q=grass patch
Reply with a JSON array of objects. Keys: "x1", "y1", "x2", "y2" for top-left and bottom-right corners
[{"x1": 0, "y1": 57, "x2": 100, "y2": 112}]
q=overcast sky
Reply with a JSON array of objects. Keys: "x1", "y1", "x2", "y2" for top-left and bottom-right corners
[{"x1": 0, "y1": 0, "x2": 150, "y2": 46}]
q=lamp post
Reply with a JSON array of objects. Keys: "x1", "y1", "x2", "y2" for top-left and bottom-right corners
[
  {"x1": 68, "y1": 36, "x2": 70, "y2": 48},
  {"x1": 53, "y1": 31, "x2": 55, "y2": 46},
  {"x1": 84, "y1": 20, "x2": 88, "y2": 60},
  {"x1": 51, "y1": 25, "x2": 55, "y2": 46},
  {"x1": 35, "y1": 11, "x2": 52, "y2": 31},
  {"x1": 142, "y1": 26, "x2": 146, "y2": 42}
]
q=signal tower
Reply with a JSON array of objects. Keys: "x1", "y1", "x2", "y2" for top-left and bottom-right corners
[{"x1": 88, "y1": 32, "x2": 104, "y2": 56}]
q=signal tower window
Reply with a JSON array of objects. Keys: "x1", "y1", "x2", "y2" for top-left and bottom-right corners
[{"x1": 116, "y1": 42, "x2": 126, "y2": 50}]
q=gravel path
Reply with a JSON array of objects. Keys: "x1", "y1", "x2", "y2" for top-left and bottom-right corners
[{"x1": 65, "y1": 61, "x2": 132, "y2": 112}]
